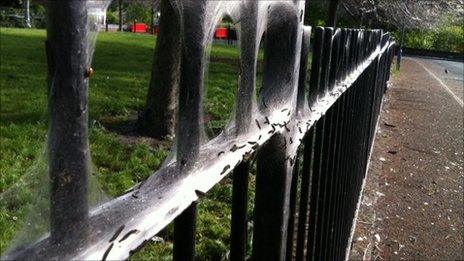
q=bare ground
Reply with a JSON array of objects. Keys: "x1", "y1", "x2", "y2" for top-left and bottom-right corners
[{"x1": 349, "y1": 58, "x2": 464, "y2": 260}]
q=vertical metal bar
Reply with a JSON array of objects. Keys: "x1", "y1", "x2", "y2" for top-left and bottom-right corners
[
  {"x1": 297, "y1": 27, "x2": 312, "y2": 111},
  {"x1": 314, "y1": 105, "x2": 334, "y2": 260},
  {"x1": 337, "y1": 88, "x2": 354, "y2": 260},
  {"x1": 286, "y1": 154, "x2": 300, "y2": 260},
  {"x1": 236, "y1": 1, "x2": 259, "y2": 133},
  {"x1": 325, "y1": 100, "x2": 343, "y2": 260},
  {"x1": 319, "y1": 28, "x2": 334, "y2": 97},
  {"x1": 47, "y1": 0, "x2": 90, "y2": 249},
  {"x1": 306, "y1": 118, "x2": 325, "y2": 261},
  {"x1": 173, "y1": 202, "x2": 198, "y2": 261},
  {"x1": 332, "y1": 93, "x2": 348, "y2": 260},
  {"x1": 230, "y1": 162, "x2": 250, "y2": 261},
  {"x1": 308, "y1": 27, "x2": 325, "y2": 106},
  {"x1": 307, "y1": 27, "x2": 334, "y2": 261},
  {"x1": 321, "y1": 28, "x2": 342, "y2": 259},
  {"x1": 313, "y1": 26, "x2": 335, "y2": 260},
  {"x1": 397, "y1": 24, "x2": 405, "y2": 71},
  {"x1": 295, "y1": 128, "x2": 315, "y2": 261},
  {"x1": 252, "y1": 135, "x2": 294, "y2": 260},
  {"x1": 177, "y1": 0, "x2": 206, "y2": 165},
  {"x1": 328, "y1": 29, "x2": 341, "y2": 91}
]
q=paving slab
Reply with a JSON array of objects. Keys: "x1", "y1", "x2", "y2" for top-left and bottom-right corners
[{"x1": 349, "y1": 58, "x2": 463, "y2": 260}]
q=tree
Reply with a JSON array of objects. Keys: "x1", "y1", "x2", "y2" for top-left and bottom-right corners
[
  {"x1": 137, "y1": 0, "x2": 181, "y2": 139},
  {"x1": 341, "y1": 0, "x2": 464, "y2": 30},
  {"x1": 326, "y1": 0, "x2": 342, "y2": 27},
  {"x1": 118, "y1": 0, "x2": 123, "y2": 31},
  {"x1": 24, "y1": 0, "x2": 31, "y2": 28}
]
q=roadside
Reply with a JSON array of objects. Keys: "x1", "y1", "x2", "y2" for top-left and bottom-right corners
[{"x1": 349, "y1": 58, "x2": 463, "y2": 260}]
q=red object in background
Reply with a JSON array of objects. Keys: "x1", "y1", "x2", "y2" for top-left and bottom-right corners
[
  {"x1": 152, "y1": 26, "x2": 160, "y2": 35},
  {"x1": 132, "y1": 23, "x2": 148, "y2": 33},
  {"x1": 215, "y1": 28, "x2": 228, "y2": 39}
]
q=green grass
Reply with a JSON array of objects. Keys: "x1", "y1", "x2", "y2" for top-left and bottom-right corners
[{"x1": 0, "y1": 28, "x2": 258, "y2": 259}]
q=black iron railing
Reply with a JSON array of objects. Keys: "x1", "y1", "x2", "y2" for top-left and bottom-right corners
[{"x1": 3, "y1": 1, "x2": 395, "y2": 260}]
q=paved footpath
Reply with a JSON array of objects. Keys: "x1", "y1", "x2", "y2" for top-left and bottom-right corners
[{"x1": 349, "y1": 58, "x2": 463, "y2": 260}]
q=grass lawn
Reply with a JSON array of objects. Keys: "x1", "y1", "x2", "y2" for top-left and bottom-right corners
[{"x1": 0, "y1": 28, "x2": 261, "y2": 260}]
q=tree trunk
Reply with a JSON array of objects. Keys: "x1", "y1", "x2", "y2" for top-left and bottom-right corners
[
  {"x1": 151, "y1": 2, "x2": 155, "y2": 34},
  {"x1": 326, "y1": 0, "x2": 341, "y2": 27},
  {"x1": 24, "y1": 0, "x2": 31, "y2": 28},
  {"x1": 118, "y1": 0, "x2": 123, "y2": 32},
  {"x1": 137, "y1": 0, "x2": 181, "y2": 139}
]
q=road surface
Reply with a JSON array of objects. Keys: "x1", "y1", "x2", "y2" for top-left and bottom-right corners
[{"x1": 414, "y1": 57, "x2": 463, "y2": 106}]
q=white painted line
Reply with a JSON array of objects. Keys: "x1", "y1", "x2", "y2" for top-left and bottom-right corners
[{"x1": 415, "y1": 60, "x2": 464, "y2": 107}]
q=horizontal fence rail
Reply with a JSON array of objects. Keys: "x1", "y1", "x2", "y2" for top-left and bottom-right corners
[{"x1": 3, "y1": 0, "x2": 396, "y2": 260}]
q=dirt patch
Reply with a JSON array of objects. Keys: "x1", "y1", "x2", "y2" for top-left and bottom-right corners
[
  {"x1": 97, "y1": 116, "x2": 172, "y2": 148},
  {"x1": 350, "y1": 58, "x2": 464, "y2": 260}
]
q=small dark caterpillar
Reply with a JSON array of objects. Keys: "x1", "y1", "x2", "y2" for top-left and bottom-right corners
[
  {"x1": 255, "y1": 119, "x2": 261, "y2": 129},
  {"x1": 289, "y1": 137, "x2": 293, "y2": 144},
  {"x1": 271, "y1": 125, "x2": 276, "y2": 131},
  {"x1": 299, "y1": 127, "x2": 303, "y2": 134},
  {"x1": 109, "y1": 225, "x2": 125, "y2": 242},
  {"x1": 264, "y1": 116, "x2": 270, "y2": 124},
  {"x1": 287, "y1": 111, "x2": 291, "y2": 116},
  {"x1": 248, "y1": 141, "x2": 257, "y2": 145},
  {"x1": 258, "y1": 135, "x2": 262, "y2": 140},
  {"x1": 268, "y1": 130, "x2": 275, "y2": 135},
  {"x1": 119, "y1": 229, "x2": 139, "y2": 243},
  {"x1": 167, "y1": 207, "x2": 179, "y2": 217},
  {"x1": 217, "y1": 151, "x2": 225, "y2": 157},
  {"x1": 102, "y1": 243, "x2": 114, "y2": 261},
  {"x1": 281, "y1": 108, "x2": 288, "y2": 112},
  {"x1": 221, "y1": 165, "x2": 231, "y2": 175},
  {"x1": 283, "y1": 122, "x2": 290, "y2": 132},
  {"x1": 230, "y1": 144, "x2": 246, "y2": 152}
]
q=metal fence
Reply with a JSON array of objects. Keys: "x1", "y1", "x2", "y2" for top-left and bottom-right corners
[{"x1": 3, "y1": 1, "x2": 395, "y2": 260}]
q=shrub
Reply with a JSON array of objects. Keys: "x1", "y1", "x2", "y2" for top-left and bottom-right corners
[
  {"x1": 405, "y1": 29, "x2": 435, "y2": 50},
  {"x1": 432, "y1": 25, "x2": 464, "y2": 53},
  {"x1": 0, "y1": 6, "x2": 45, "y2": 28},
  {"x1": 106, "y1": 11, "x2": 119, "y2": 24},
  {"x1": 125, "y1": 3, "x2": 152, "y2": 25}
]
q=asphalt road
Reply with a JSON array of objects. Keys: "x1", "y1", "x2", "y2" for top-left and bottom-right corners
[{"x1": 413, "y1": 57, "x2": 463, "y2": 106}]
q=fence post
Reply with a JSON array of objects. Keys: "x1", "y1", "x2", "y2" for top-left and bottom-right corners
[
  {"x1": 46, "y1": 0, "x2": 90, "y2": 250},
  {"x1": 252, "y1": 134, "x2": 294, "y2": 260},
  {"x1": 173, "y1": 202, "x2": 198, "y2": 261},
  {"x1": 397, "y1": 24, "x2": 405, "y2": 70},
  {"x1": 230, "y1": 162, "x2": 250, "y2": 261},
  {"x1": 236, "y1": 1, "x2": 259, "y2": 133},
  {"x1": 176, "y1": 0, "x2": 207, "y2": 165},
  {"x1": 295, "y1": 128, "x2": 315, "y2": 261}
]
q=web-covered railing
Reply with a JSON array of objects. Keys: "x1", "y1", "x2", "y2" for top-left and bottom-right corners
[{"x1": 2, "y1": 0, "x2": 395, "y2": 260}]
